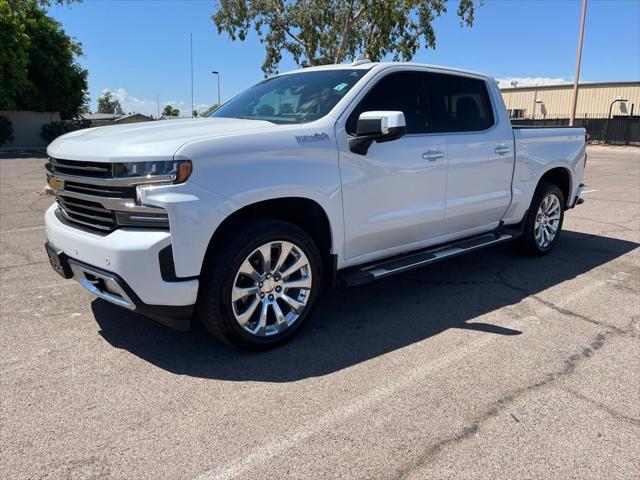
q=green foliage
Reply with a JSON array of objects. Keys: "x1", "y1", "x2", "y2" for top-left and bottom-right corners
[
  {"x1": 40, "y1": 117, "x2": 90, "y2": 143},
  {"x1": 201, "y1": 104, "x2": 219, "y2": 116},
  {"x1": 162, "y1": 105, "x2": 180, "y2": 117},
  {"x1": 0, "y1": 0, "x2": 29, "y2": 110},
  {"x1": 0, "y1": 0, "x2": 88, "y2": 118},
  {"x1": 96, "y1": 90, "x2": 122, "y2": 114},
  {"x1": 23, "y1": 1, "x2": 83, "y2": 6},
  {"x1": 213, "y1": 0, "x2": 482, "y2": 76},
  {"x1": 0, "y1": 115, "x2": 15, "y2": 146}
]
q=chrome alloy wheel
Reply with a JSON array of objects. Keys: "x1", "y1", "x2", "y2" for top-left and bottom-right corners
[
  {"x1": 534, "y1": 192, "x2": 562, "y2": 249},
  {"x1": 231, "y1": 241, "x2": 312, "y2": 337}
]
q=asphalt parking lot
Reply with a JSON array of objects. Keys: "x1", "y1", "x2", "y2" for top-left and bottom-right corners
[{"x1": 1, "y1": 146, "x2": 639, "y2": 480}]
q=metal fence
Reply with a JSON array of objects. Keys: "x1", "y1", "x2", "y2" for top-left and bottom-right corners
[{"x1": 510, "y1": 116, "x2": 640, "y2": 146}]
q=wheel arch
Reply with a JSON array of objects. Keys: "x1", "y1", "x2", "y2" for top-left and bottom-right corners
[
  {"x1": 203, "y1": 197, "x2": 336, "y2": 288},
  {"x1": 538, "y1": 166, "x2": 572, "y2": 207}
]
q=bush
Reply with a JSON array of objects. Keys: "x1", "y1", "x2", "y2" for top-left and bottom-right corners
[
  {"x1": 0, "y1": 116, "x2": 14, "y2": 146},
  {"x1": 41, "y1": 118, "x2": 91, "y2": 143}
]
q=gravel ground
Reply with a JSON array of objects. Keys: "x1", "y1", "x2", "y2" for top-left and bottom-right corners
[{"x1": 1, "y1": 146, "x2": 639, "y2": 480}]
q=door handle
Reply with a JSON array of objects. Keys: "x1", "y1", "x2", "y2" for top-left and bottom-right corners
[
  {"x1": 422, "y1": 150, "x2": 444, "y2": 161},
  {"x1": 495, "y1": 145, "x2": 512, "y2": 155}
]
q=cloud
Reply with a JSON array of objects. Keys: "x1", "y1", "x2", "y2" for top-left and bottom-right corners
[
  {"x1": 195, "y1": 103, "x2": 211, "y2": 112},
  {"x1": 496, "y1": 77, "x2": 571, "y2": 88}
]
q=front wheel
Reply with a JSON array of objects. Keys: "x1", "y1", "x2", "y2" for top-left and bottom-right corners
[
  {"x1": 515, "y1": 182, "x2": 565, "y2": 256},
  {"x1": 197, "y1": 219, "x2": 322, "y2": 350}
]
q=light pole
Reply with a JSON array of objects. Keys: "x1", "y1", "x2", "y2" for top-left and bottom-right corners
[
  {"x1": 211, "y1": 71, "x2": 221, "y2": 109},
  {"x1": 535, "y1": 98, "x2": 544, "y2": 120},
  {"x1": 190, "y1": 33, "x2": 194, "y2": 117},
  {"x1": 569, "y1": 0, "x2": 588, "y2": 126},
  {"x1": 606, "y1": 97, "x2": 628, "y2": 143},
  {"x1": 157, "y1": 94, "x2": 160, "y2": 119}
]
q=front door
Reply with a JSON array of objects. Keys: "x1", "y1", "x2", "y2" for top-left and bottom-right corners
[{"x1": 336, "y1": 71, "x2": 448, "y2": 262}]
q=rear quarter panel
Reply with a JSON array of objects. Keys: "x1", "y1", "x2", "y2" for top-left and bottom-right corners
[{"x1": 503, "y1": 127, "x2": 586, "y2": 225}]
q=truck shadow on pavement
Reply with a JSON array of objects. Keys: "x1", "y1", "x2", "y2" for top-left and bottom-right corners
[{"x1": 91, "y1": 230, "x2": 638, "y2": 382}]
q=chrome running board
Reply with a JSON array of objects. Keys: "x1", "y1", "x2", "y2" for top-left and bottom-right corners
[{"x1": 338, "y1": 232, "x2": 513, "y2": 287}]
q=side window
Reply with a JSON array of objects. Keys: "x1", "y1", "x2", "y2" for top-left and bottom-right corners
[
  {"x1": 423, "y1": 73, "x2": 494, "y2": 133},
  {"x1": 346, "y1": 72, "x2": 429, "y2": 135}
]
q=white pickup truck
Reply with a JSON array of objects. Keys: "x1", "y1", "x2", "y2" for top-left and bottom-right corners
[{"x1": 45, "y1": 60, "x2": 586, "y2": 349}]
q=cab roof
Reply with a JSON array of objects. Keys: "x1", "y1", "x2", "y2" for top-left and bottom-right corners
[{"x1": 280, "y1": 60, "x2": 493, "y2": 82}]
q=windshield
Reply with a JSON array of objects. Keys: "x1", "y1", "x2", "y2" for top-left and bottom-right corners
[{"x1": 209, "y1": 69, "x2": 366, "y2": 124}]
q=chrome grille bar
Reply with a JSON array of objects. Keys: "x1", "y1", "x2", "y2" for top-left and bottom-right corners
[
  {"x1": 46, "y1": 163, "x2": 176, "y2": 187},
  {"x1": 49, "y1": 158, "x2": 112, "y2": 176},
  {"x1": 59, "y1": 207, "x2": 112, "y2": 223},
  {"x1": 64, "y1": 182, "x2": 134, "y2": 198},
  {"x1": 56, "y1": 189, "x2": 165, "y2": 213},
  {"x1": 57, "y1": 209, "x2": 113, "y2": 231},
  {"x1": 57, "y1": 196, "x2": 112, "y2": 214}
]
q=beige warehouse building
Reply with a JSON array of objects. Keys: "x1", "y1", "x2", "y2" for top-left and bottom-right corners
[{"x1": 500, "y1": 81, "x2": 640, "y2": 119}]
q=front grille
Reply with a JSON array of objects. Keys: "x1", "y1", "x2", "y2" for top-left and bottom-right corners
[
  {"x1": 48, "y1": 158, "x2": 113, "y2": 178},
  {"x1": 57, "y1": 195, "x2": 117, "y2": 232},
  {"x1": 47, "y1": 157, "x2": 169, "y2": 234}
]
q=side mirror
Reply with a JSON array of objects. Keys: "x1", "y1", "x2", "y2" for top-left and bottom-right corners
[{"x1": 349, "y1": 111, "x2": 407, "y2": 155}]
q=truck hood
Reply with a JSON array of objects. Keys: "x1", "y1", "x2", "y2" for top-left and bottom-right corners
[{"x1": 47, "y1": 117, "x2": 278, "y2": 162}]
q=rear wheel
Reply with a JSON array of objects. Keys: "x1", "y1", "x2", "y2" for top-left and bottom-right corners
[
  {"x1": 515, "y1": 182, "x2": 565, "y2": 256},
  {"x1": 197, "y1": 219, "x2": 322, "y2": 350}
]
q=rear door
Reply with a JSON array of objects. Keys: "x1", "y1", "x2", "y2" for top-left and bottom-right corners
[{"x1": 422, "y1": 72, "x2": 514, "y2": 235}]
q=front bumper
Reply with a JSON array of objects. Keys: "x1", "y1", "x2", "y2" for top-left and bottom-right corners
[{"x1": 45, "y1": 204, "x2": 199, "y2": 328}]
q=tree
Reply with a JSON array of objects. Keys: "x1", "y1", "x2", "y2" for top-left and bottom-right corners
[
  {"x1": 30, "y1": 1, "x2": 83, "y2": 6},
  {"x1": 0, "y1": 1, "x2": 29, "y2": 110},
  {"x1": 162, "y1": 105, "x2": 180, "y2": 117},
  {"x1": 96, "y1": 90, "x2": 122, "y2": 114},
  {"x1": 201, "y1": 104, "x2": 219, "y2": 116},
  {"x1": 213, "y1": 0, "x2": 481, "y2": 76},
  {"x1": 0, "y1": 0, "x2": 88, "y2": 118}
]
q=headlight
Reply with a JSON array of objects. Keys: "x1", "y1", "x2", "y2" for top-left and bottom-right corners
[
  {"x1": 133, "y1": 160, "x2": 192, "y2": 208},
  {"x1": 113, "y1": 159, "x2": 192, "y2": 184}
]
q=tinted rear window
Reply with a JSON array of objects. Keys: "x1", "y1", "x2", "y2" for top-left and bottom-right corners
[{"x1": 423, "y1": 73, "x2": 494, "y2": 132}]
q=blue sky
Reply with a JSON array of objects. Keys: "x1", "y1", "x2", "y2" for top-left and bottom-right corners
[{"x1": 49, "y1": 0, "x2": 640, "y2": 116}]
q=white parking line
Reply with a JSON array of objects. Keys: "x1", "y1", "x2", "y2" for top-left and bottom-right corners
[
  {"x1": 193, "y1": 274, "x2": 613, "y2": 480},
  {"x1": 0, "y1": 225, "x2": 46, "y2": 235},
  {"x1": 193, "y1": 328, "x2": 511, "y2": 480}
]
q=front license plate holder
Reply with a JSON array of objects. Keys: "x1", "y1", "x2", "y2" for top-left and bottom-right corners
[{"x1": 45, "y1": 242, "x2": 73, "y2": 279}]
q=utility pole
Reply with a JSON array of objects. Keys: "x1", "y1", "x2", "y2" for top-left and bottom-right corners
[
  {"x1": 190, "y1": 33, "x2": 194, "y2": 117},
  {"x1": 569, "y1": 0, "x2": 587, "y2": 126},
  {"x1": 157, "y1": 94, "x2": 160, "y2": 119}
]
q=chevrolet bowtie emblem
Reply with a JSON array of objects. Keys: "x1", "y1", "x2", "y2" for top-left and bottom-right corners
[{"x1": 47, "y1": 176, "x2": 64, "y2": 191}]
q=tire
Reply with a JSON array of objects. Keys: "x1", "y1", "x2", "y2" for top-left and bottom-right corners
[
  {"x1": 515, "y1": 182, "x2": 565, "y2": 256},
  {"x1": 196, "y1": 219, "x2": 322, "y2": 350}
]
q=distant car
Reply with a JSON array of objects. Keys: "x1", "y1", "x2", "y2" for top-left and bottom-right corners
[{"x1": 44, "y1": 60, "x2": 586, "y2": 350}]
